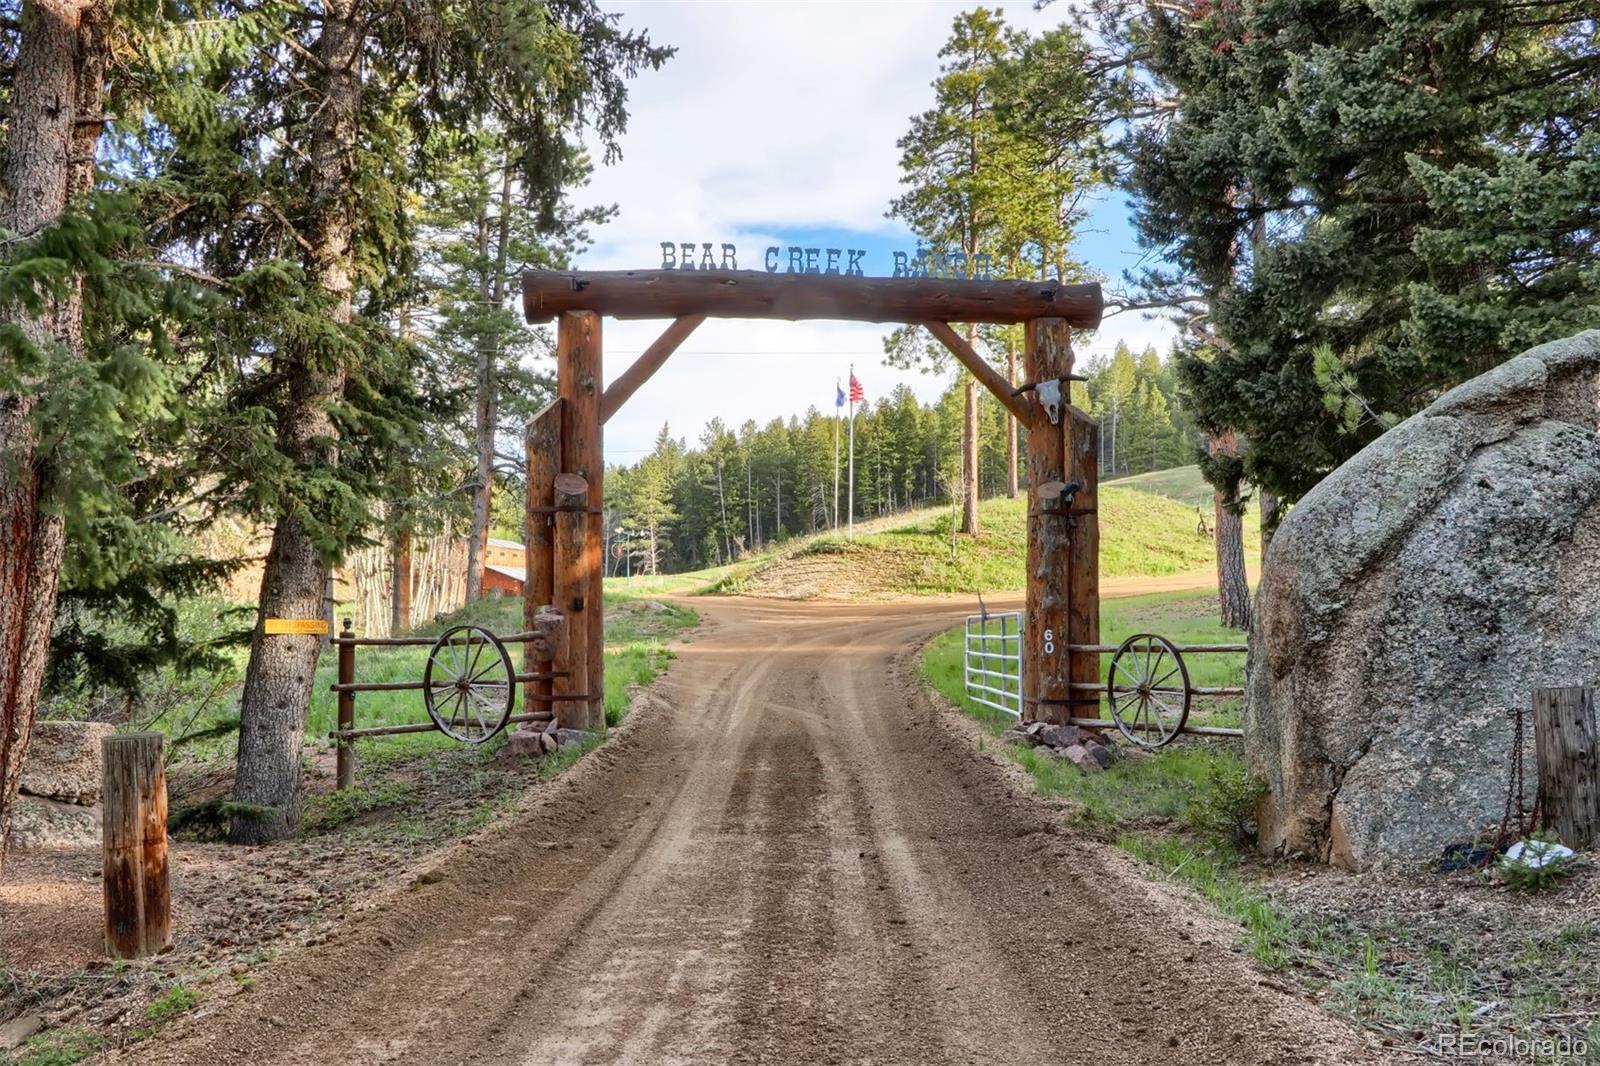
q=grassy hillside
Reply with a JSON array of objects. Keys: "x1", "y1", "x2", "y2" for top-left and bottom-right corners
[
  {"x1": 1103, "y1": 465, "x2": 1214, "y2": 509},
  {"x1": 722, "y1": 488, "x2": 1260, "y2": 599}
]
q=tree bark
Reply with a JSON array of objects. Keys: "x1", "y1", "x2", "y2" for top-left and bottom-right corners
[
  {"x1": 1006, "y1": 333, "x2": 1019, "y2": 499},
  {"x1": 1211, "y1": 431, "x2": 1251, "y2": 630},
  {"x1": 1533, "y1": 686, "x2": 1600, "y2": 851},
  {"x1": 960, "y1": 325, "x2": 980, "y2": 535},
  {"x1": 0, "y1": 0, "x2": 110, "y2": 873},
  {"x1": 1259, "y1": 487, "x2": 1281, "y2": 562},
  {"x1": 230, "y1": 0, "x2": 362, "y2": 844},
  {"x1": 466, "y1": 160, "x2": 512, "y2": 602},
  {"x1": 390, "y1": 526, "x2": 412, "y2": 633}
]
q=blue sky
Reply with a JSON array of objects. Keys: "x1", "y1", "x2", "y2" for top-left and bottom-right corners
[{"x1": 568, "y1": 1, "x2": 1176, "y2": 463}]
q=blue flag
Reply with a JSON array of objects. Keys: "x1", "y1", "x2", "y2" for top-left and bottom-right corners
[{"x1": 836, "y1": 380, "x2": 846, "y2": 409}]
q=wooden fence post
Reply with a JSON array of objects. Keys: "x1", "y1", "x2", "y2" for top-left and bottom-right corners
[
  {"x1": 524, "y1": 400, "x2": 562, "y2": 714},
  {"x1": 1024, "y1": 318, "x2": 1070, "y2": 725},
  {"x1": 1066, "y1": 404, "x2": 1100, "y2": 718},
  {"x1": 103, "y1": 733, "x2": 171, "y2": 958},
  {"x1": 553, "y1": 471, "x2": 592, "y2": 731},
  {"x1": 336, "y1": 618, "x2": 355, "y2": 790},
  {"x1": 557, "y1": 310, "x2": 605, "y2": 733},
  {"x1": 1533, "y1": 686, "x2": 1600, "y2": 850}
]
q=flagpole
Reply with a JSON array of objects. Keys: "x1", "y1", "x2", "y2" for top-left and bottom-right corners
[
  {"x1": 833, "y1": 380, "x2": 841, "y2": 532},
  {"x1": 847, "y1": 365, "x2": 856, "y2": 541}
]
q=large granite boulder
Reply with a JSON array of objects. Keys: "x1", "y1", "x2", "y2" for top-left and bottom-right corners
[
  {"x1": 1246, "y1": 331, "x2": 1600, "y2": 869},
  {"x1": 10, "y1": 794, "x2": 100, "y2": 850},
  {"x1": 20, "y1": 720, "x2": 114, "y2": 806}
]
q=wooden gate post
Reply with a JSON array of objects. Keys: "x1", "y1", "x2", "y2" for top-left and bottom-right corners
[
  {"x1": 553, "y1": 471, "x2": 592, "y2": 730},
  {"x1": 1066, "y1": 404, "x2": 1100, "y2": 718},
  {"x1": 336, "y1": 618, "x2": 355, "y2": 789},
  {"x1": 556, "y1": 311, "x2": 605, "y2": 732},
  {"x1": 1533, "y1": 686, "x2": 1600, "y2": 849},
  {"x1": 102, "y1": 733, "x2": 171, "y2": 958},
  {"x1": 524, "y1": 400, "x2": 562, "y2": 713},
  {"x1": 1024, "y1": 319, "x2": 1071, "y2": 724}
]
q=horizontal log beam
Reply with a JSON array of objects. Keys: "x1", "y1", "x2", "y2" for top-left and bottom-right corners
[
  {"x1": 1066, "y1": 643, "x2": 1249, "y2": 654},
  {"x1": 523, "y1": 269, "x2": 1103, "y2": 328},
  {"x1": 326, "y1": 711, "x2": 554, "y2": 741},
  {"x1": 922, "y1": 321, "x2": 1035, "y2": 425}
]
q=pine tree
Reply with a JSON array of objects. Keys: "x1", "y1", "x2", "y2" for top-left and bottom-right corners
[
  {"x1": 888, "y1": 8, "x2": 1027, "y2": 537},
  {"x1": 0, "y1": 0, "x2": 119, "y2": 869},
  {"x1": 1109, "y1": 0, "x2": 1600, "y2": 501},
  {"x1": 420, "y1": 127, "x2": 605, "y2": 602}
]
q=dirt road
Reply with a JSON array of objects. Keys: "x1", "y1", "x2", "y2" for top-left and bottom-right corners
[{"x1": 137, "y1": 597, "x2": 1386, "y2": 1065}]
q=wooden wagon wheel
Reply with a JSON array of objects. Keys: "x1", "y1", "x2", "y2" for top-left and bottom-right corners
[
  {"x1": 424, "y1": 625, "x2": 514, "y2": 744},
  {"x1": 1106, "y1": 633, "x2": 1190, "y2": 749}
]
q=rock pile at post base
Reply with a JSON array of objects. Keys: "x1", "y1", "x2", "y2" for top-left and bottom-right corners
[
  {"x1": 1246, "y1": 331, "x2": 1600, "y2": 870},
  {"x1": 12, "y1": 720, "x2": 113, "y2": 850},
  {"x1": 501, "y1": 718, "x2": 596, "y2": 759},
  {"x1": 1002, "y1": 721, "x2": 1120, "y2": 772}
]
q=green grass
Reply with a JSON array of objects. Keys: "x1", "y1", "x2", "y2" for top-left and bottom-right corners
[
  {"x1": 726, "y1": 489, "x2": 1260, "y2": 598},
  {"x1": 1117, "y1": 832, "x2": 1299, "y2": 971},
  {"x1": 1104, "y1": 464, "x2": 1216, "y2": 509},
  {"x1": 10, "y1": 1029, "x2": 105, "y2": 1066}
]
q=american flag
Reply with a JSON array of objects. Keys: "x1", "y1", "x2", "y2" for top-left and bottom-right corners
[{"x1": 848, "y1": 372, "x2": 864, "y2": 404}]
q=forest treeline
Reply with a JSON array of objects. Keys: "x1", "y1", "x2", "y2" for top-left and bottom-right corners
[{"x1": 607, "y1": 341, "x2": 1194, "y2": 574}]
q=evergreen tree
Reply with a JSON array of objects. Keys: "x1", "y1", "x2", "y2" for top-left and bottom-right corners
[
  {"x1": 0, "y1": 0, "x2": 120, "y2": 866},
  {"x1": 1106, "y1": 0, "x2": 1600, "y2": 501},
  {"x1": 418, "y1": 126, "x2": 606, "y2": 601},
  {"x1": 887, "y1": 8, "x2": 1027, "y2": 536}
]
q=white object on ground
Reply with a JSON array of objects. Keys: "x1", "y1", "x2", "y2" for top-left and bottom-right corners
[{"x1": 1502, "y1": 839, "x2": 1575, "y2": 870}]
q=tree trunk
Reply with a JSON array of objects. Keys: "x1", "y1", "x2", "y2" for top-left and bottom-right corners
[
  {"x1": 466, "y1": 160, "x2": 512, "y2": 602},
  {"x1": 390, "y1": 527, "x2": 412, "y2": 632},
  {"x1": 230, "y1": 0, "x2": 362, "y2": 845},
  {"x1": 1211, "y1": 431, "x2": 1251, "y2": 630},
  {"x1": 0, "y1": 0, "x2": 110, "y2": 873},
  {"x1": 1259, "y1": 487, "x2": 1281, "y2": 562},
  {"x1": 961, "y1": 323, "x2": 980, "y2": 535},
  {"x1": 1006, "y1": 333, "x2": 1019, "y2": 499}
]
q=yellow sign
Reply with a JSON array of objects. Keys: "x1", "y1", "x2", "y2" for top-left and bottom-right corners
[{"x1": 264, "y1": 618, "x2": 330, "y2": 636}]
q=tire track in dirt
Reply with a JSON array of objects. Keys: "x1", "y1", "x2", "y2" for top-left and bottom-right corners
[{"x1": 125, "y1": 597, "x2": 1391, "y2": 1066}]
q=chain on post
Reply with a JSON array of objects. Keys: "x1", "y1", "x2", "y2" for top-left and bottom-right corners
[{"x1": 1486, "y1": 705, "x2": 1542, "y2": 867}]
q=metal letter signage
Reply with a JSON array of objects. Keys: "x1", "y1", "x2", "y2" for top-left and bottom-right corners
[{"x1": 656, "y1": 242, "x2": 1000, "y2": 280}]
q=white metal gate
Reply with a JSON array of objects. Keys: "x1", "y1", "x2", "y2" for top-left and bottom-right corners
[{"x1": 964, "y1": 610, "x2": 1022, "y2": 719}]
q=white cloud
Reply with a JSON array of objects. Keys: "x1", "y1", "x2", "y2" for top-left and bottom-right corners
[{"x1": 540, "y1": 1, "x2": 1179, "y2": 461}]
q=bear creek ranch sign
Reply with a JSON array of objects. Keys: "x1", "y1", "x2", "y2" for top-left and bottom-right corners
[{"x1": 659, "y1": 241, "x2": 1002, "y2": 279}]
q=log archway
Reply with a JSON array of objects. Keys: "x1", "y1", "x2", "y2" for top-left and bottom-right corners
[{"x1": 521, "y1": 268, "x2": 1105, "y2": 731}]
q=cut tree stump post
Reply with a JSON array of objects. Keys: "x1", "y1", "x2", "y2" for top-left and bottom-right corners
[
  {"x1": 336, "y1": 618, "x2": 355, "y2": 789},
  {"x1": 103, "y1": 733, "x2": 171, "y2": 958},
  {"x1": 1533, "y1": 686, "x2": 1600, "y2": 850},
  {"x1": 557, "y1": 310, "x2": 605, "y2": 733}
]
